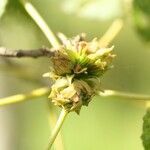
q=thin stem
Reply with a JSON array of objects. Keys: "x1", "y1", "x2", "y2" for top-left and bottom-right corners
[
  {"x1": 48, "y1": 108, "x2": 64, "y2": 150},
  {"x1": 0, "y1": 87, "x2": 49, "y2": 106},
  {"x1": 47, "y1": 109, "x2": 68, "y2": 150},
  {"x1": 99, "y1": 19, "x2": 123, "y2": 47},
  {"x1": 21, "y1": 0, "x2": 60, "y2": 49},
  {"x1": 98, "y1": 90, "x2": 150, "y2": 101}
]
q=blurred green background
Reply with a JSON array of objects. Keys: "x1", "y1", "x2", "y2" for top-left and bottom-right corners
[{"x1": 0, "y1": 0, "x2": 150, "y2": 150}]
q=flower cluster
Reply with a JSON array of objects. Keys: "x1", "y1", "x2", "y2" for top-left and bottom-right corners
[{"x1": 46, "y1": 34, "x2": 115, "y2": 114}]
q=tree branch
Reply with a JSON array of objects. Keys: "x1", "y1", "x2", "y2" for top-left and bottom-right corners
[{"x1": 0, "y1": 47, "x2": 54, "y2": 58}]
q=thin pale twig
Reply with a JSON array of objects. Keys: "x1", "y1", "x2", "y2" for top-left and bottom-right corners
[
  {"x1": 99, "y1": 19, "x2": 123, "y2": 47},
  {"x1": 98, "y1": 90, "x2": 150, "y2": 101},
  {"x1": 21, "y1": 0, "x2": 60, "y2": 49},
  {"x1": 0, "y1": 87, "x2": 49, "y2": 106},
  {"x1": 47, "y1": 109, "x2": 68, "y2": 150},
  {"x1": 48, "y1": 107, "x2": 64, "y2": 150}
]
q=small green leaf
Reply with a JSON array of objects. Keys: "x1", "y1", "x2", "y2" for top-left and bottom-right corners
[{"x1": 141, "y1": 108, "x2": 150, "y2": 150}]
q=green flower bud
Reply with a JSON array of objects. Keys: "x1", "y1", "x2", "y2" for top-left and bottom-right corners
[{"x1": 46, "y1": 34, "x2": 115, "y2": 114}]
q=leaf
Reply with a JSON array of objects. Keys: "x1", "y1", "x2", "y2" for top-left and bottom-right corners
[
  {"x1": 0, "y1": 0, "x2": 8, "y2": 19},
  {"x1": 133, "y1": 0, "x2": 150, "y2": 15},
  {"x1": 133, "y1": 0, "x2": 150, "y2": 42},
  {"x1": 141, "y1": 108, "x2": 150, "y2": 150}
]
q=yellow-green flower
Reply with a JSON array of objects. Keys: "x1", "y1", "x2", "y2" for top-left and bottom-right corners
[{"x1": 46, "y1": 34, "x2": 115, "y2": 113}]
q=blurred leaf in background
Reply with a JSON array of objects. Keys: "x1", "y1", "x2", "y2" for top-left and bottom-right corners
[
  {"x1": 133, "y1": 0, "x2": 150, "y2": 42},
  {"x1": 61, "y1": 0, "x2": 123, "y2": 21},
  {"x1": 141, "y1": 108, "x2": 150, "y2": 150}
]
